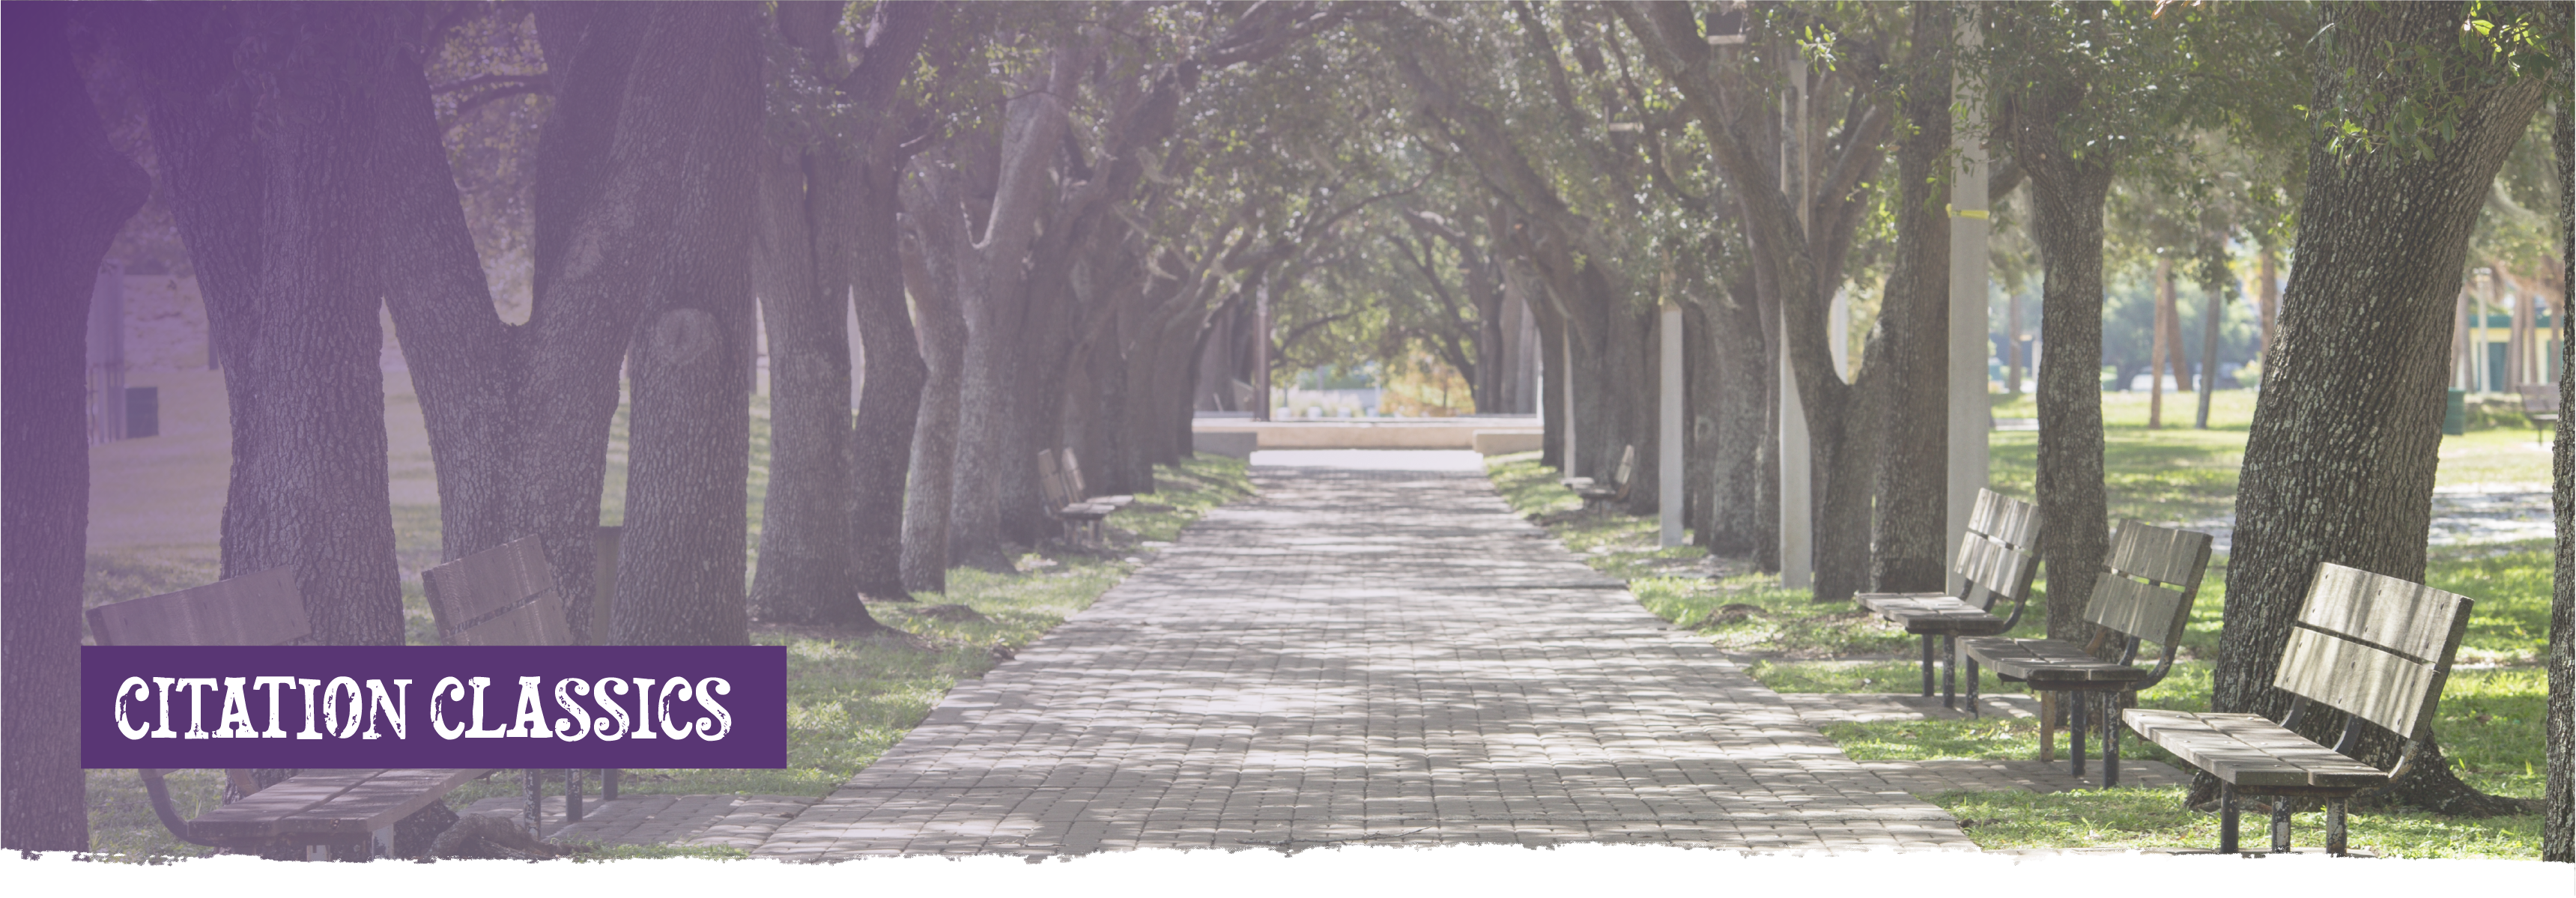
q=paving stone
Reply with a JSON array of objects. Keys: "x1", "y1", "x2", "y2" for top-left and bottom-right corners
[{"x1": 754, "y1": 457, "x2": 1983, "y2": 860}]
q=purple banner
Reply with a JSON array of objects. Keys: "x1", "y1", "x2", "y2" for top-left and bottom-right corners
[{"x1": 82, "y1": 646, "x2": 786, "y2": 768}]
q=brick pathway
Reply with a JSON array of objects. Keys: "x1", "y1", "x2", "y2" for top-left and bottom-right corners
[{"x1": 755, "y1": 454, "x2": 1983, "y2": 859}]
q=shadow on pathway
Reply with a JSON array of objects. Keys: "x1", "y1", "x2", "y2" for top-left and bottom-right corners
[{"x1": 754, "y1": 452, "x2": 1978, "y2": 858}]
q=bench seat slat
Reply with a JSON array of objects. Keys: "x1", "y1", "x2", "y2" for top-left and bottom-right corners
[
  {"x1": 186, "y1": 770, "x2": 381, "y2": 840},
  {"x1": 2124, "y1": 710, "x2": 2389, "y2": 790},
  {"x1": 1958, "y1": 637, "x2": 2153, "y2": 682},
  {"x1": 276, "y1": 768, "x2": 494, "y2": 834},
  {"x1": 1855, "y1": 594, "x2": 2013, "y2": 636}
]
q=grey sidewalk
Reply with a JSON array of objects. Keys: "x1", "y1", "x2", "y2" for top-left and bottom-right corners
[{"x1": 755, "y1": 455, "x2": 1979, "y2": 859}]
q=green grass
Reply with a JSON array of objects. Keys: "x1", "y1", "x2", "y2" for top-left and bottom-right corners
[
  {"x1": 1929, "y1": 787, "x2": 2542, "y2": 858},
  {"x1": 1115, "y1": 454, "x2": 1259, "y2": 543},
  {"x1": 1485, "y1": 414, "x2": 2548, "y2": 858}
]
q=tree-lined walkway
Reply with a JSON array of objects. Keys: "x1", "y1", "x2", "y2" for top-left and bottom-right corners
[{"x1": 755, "y1": 453, "x2": 1974, "y2": 859}]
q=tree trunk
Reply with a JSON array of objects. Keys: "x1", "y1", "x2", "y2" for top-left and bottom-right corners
[
  {"x1": 2212, "y1": 1, "x2": 2545, "y2": 816},
  {"x1": 947, "y1": 46, "x2": 1081, "y2": 570},
  {"x1": 2010, "y1": 79, "x2": 2115, "y2": 645},
  {"x1": 2151, "y1": 258, "x2": 2172, "y2": 428},
  {"x1": 1533, "y1": 278, "x2": 1568, "y2": 470},
  {"x1": 748, "y1": 139, "x2": 870, "y2": 625},
  {"x1": 123, "y1": 4, "x2": 399, "y2": 641},
  {"x1": 2258, "y1": 245, "x2": 2280, "y2": 360},
  {"x1": 846, "y1": 160, "x2": 927, "y2": 600},
  {"x1": 2545, "y1": 73, "x2": 2572, "y2": 865},
  {"x1": 0, "y1": 3, "x2": 149, "y2": 850},
  {"x1": 900, "y1": 161, "x2": 970, "y2": 595},
  {"x1": 607, "y1": 3, "x2": 762, "y2": 646},
  {"x1": 2195, "y1": 256, "x2": 2227, "y2": 428},
  {"x1": 1866, "y1": 9, "x2": 1953, "y2": 595},
  {"x1": 1700, "y1": 261, "x2": 1771, "y2": 556}
]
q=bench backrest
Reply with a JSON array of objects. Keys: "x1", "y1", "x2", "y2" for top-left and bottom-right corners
[
  {"x1": 1949, "y1": 488, "x2": 2040, "y2": 607},
  {"x1": 87, "y1": 566, "x2": 309, "y2": 646},
  {"x1": 2082, "y1": 521, "x2": 2213, "y2": 650},
  {"x1": 1610, "y1": 445, "x2": 1637, "y2": 495},
  {"x1": 1037, "y1": 449, "x2": 1073, "y2": 511},
  {"x1": 2518, "y1": 383, "x2": 2557, "y2": 413},
  {"x1": 421, "y1": 536, "x2": 573, "y2": 646},
  {"x1": 1061, "y1": 447, "x2": 1094, "y2": 502},
  {"x1": 2275, "y1": 562, "x2": 2473, "y2": 740}
]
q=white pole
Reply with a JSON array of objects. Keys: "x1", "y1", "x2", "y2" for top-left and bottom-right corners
[
  {"x1": 1947, "y1": 12, "x2": 1992, "y2": 595},
  {"x1": 1563, "y1": 329, "x2": 1579, "y2": 477},
  {"x1": 1660, "y1": 302, "x2": 1685, "y2": 547},
  {"x1": 1780, "y1": 57, "x2": 1813, "y2": 589}
]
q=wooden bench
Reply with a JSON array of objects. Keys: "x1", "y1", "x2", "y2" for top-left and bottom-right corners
[
  {"x1": 1960, "y1": 520, "x2": 2213, "y2": 788},
  {"x1": 2124, "y1": 562, "x2": 2473, "y2": 856},
  {"x1": 1039, "y1": 449, "x2": 1115, "y2": 545},
  {"x1": 1560, "y1": 444, "x2": 1636, "y2": 511},
  {"x1": 2516, "y1": 383, "x2": 2557, "y2": 443},
  {"x1": 421, "y1": 535, "x2": 615, "y2": 826},
  {"x1": 1855, "y1": 488, "x2": 2040, "y2": 713},
  {"x1": 87, "y1": 567, "x2": 494, "y2": 861}
]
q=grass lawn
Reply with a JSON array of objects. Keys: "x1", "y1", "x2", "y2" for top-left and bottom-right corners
[
  {"x1": 78, "y1": 357, "x2": 1255, "y2": 860},
  {"x1": 1485, "y1": 389, "x2": 2551, "y2": 857}
]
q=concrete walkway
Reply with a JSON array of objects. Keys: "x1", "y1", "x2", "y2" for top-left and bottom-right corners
[{"x1": 751, "y1": 452, "x2": 1981, "y2": 859}]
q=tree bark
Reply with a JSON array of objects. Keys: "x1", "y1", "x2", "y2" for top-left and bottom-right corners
[
  {"x1": 133, "y1": 5, "x2": 410, "y2": 646},
  {"x1": 845, "y1": 133, "x2": 930, "y2": 602},
  {"x1": 752, "y1": 1, "x2": 933, "y2": 621},
  {"x1": 947, "y1": 46, "x2": 1082, "y2": 571},
  {"x1": 1700, "y1": 258, "x2": 1771, "y2": 556},
  {"x1": 607, "y1": 3, "x2": 763, "y2": 646},
  {"x1": 900, "y1": 159, "x2": 970, "y2": 594},
  {"x1": 2195, "y1": 255, "x2": 2226, "y2": 428},
  {"x1": 1611, "y1": 0, "x2": 1895, "y2": 600},
  {"x1": 1864, "y1": 4, "x2": 1954, "y2": 595},
  {"x1": 2547, "y1": 73, "x2": 2572, "y2": 864},
  {"x1": 2151, "y1": 257, "x2": 2172, "y2": 428},
  {"x1": 0, "y1": 2, "x2": 149, "y2": 850},
  {"x1": 748, "y1": 139, "x2": 870, "y2": 625},
  {"x1": 2213, "y1": 1, "x2": 2545, "y2": 816},
  {"x1": 2009, "y1": 77, "x2": 2115, "y2": 645}
]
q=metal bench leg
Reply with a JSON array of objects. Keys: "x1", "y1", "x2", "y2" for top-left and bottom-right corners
[
  {"x1": 1963, "y1": 657, "x2": 1981, "y2": 718},
  {"x1": 2324, "y1": 799, "x2": 2348, "y2": 856},
  {"x1": 2068, "y1": 692, "x2": 2088, "y2": 778},
  {"x1": 1941, "y1": 635, "x2": 1957, "y2": 710},
  {"x1": 2219, "y1": 783, "x2": 2241, "y2": 855},
  {"x1": 1921, "y1": 634, "x2": 1936, "y2": 697},
  {"x1": 2270, "y1": 801, "x2": 2293, "y2": 855},
  {"x1": 524, "y1": 768, "x2": 542, "y2": 839},
  {"x1": 2102, "y1": 694, "x2": 2121, "y2": 788},
  {"x1": 567, "y1": 768, "x2": 584, "y2": 823}
]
